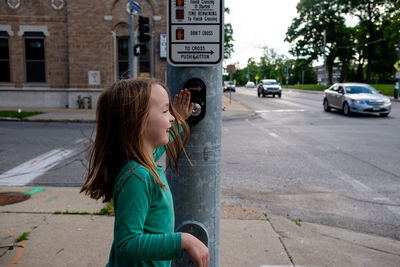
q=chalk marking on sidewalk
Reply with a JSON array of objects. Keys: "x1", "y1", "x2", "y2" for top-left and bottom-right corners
[
  {"x1": 0, "y1": 228, "x2": 24, "y2": 266},
  {"x1": 0, "y1": 148, "x2": 76, "y2": 186},
  {"x1": 27, "y1": 187, "x2": 45, "y2": 195}
]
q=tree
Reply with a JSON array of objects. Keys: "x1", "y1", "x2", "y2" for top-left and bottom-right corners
[
  {"x1": 340, "y1": 0, "x2": 398, "y2": 82},
  {"x1": 224, "y1": 7, "x2": 234, "y2": 60},
  {"x1": 285, "y1": 0, "x2": 353, "y2": 84}
]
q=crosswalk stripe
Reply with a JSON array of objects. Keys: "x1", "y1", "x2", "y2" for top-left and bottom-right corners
[{"x1": 0, "y1": 148, "x2": 76, "y2": 186}]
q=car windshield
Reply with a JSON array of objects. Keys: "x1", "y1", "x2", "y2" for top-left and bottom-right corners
[
  {"x1": 345, "y1": 85, "x2": 378, "y2": 94},
  {"x1": 262, "y1": 81, "x2": 278, "y2": 85},
  {"x1": 227, "y1": 81, "x2": 234, "y2": 85}
]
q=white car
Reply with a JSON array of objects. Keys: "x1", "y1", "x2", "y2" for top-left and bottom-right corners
[
  {"x1": 245, "y1": 81, "x2": 255, "y2": 88},
  {"x1": 257, "y1": 79, "x2": 282, "y2": 98},
  {"x1": 323, "y1": 83, "x2": 391, "y2": 117}
]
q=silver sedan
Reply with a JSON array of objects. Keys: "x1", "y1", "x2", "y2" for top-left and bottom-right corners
[{"x1": 323, "y1": 83, "x2": 392, "y2": 117}]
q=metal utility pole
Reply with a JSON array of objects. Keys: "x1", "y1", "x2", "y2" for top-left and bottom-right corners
[
  {"x1": 129, "y1": 1, "x2": 142, "y2": 78},
  {"x1": 166, "y1": 1, "x2": 223, "y2": 266},
  {"x1": 323, "y1": 29, "x2": 327, "y2": 86},
  {"x1": 394, "y1": 42, "x2": 400, "y2": 99},
  {"x1": 129, "y1": 1, "x2": 135, "y2": 78}
]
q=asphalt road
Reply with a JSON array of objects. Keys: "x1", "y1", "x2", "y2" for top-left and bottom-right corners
[
  {"x1": 221, "y1": 87, "x2": 400, "y2": 240},
  {"x1": 0, "y1": 87, "x2": 399, "y2": 240}
]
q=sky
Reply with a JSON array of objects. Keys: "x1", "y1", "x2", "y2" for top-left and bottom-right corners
[{"x1": 224, "y1": 0, "x2": 300, "y2": 68}]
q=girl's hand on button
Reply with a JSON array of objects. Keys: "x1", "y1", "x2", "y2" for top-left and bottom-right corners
[
  {"x1": 173, "y1": 89, "x2": 194, "y2": 120},
  {"x1": 181, "y1": 233, "x2": 209, "y2": 267}
]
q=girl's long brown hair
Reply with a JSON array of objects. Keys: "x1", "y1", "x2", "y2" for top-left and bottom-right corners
[{"x1": 80, "y1": 78, "x2": 191, "y2": 202}]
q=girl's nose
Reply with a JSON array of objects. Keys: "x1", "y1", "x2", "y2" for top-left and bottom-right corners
[{"x1": 170, "y1": 113, "x2": 175, "y2": 122}]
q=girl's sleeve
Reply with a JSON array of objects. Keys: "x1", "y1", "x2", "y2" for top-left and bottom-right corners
[{"x1": 114, "y1": 169, "x2": 182, "y2": 261}]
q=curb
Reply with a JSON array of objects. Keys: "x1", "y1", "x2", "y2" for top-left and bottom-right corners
[{"x1": 0, "y1": 118, "x2": 95, "y2": 123}]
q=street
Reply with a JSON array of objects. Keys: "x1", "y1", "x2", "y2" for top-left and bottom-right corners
[
  {"x1": 222, "y1": 87, "x2": 400, "y2": 241},
  {"x1": 1, "y1": 87, "x2": 400, "y2": 241}
]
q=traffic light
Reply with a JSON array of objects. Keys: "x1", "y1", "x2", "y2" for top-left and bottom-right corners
[
  {"x1": 138, "y1": 16, "x2": 150, "y2": 42},
  {"x1": 134, "y1": 44, "x2": 146, "y2": 56}
]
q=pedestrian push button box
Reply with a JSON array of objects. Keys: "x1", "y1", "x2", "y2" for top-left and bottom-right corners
[{"x1": 184, "y1": 78, "x2": 206, "y2": 123}]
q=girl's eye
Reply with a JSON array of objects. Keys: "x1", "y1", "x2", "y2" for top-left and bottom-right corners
[{"x1": 163, "y1": 110, "x2": 169, "y2": 113}]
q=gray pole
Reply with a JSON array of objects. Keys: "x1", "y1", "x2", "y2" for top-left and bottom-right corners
[
  {"x1": 129, "y1": 1, "x2": 135, "y2": 78},
  {"x1": 167, "y1": 65, "x2": 222, "y2": 267},
  {"x1": 323, "y1": 29, "x2": 327, "y2": 86},
  {"x1": 150, "y1": 30, "x2": 155, "y2": 77},
  {"x1": 395, "y1": 42, "x2": 399, "y2": 99}
]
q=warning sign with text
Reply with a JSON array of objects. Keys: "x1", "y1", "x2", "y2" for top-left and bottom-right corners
[{"x1": 167, "y1": 0, "x2": 224, "y2": 66}]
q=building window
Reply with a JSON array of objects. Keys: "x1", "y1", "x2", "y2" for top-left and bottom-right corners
[
  {"x1": 24, "y1": 32, "x2": 45, "y2": 83},
  {"x1": 0, "y1": 32, "x2": 10, "y2": 82},
  {"x1": 117, "y1": 37, "x2": 129, "y2": 79}
]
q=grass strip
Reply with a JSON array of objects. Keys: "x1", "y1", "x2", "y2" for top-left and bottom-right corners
[
  {"x1": 0, "y1": 110, "x2": 43, "y2": 119},
  {"x1": 288, "y1": 84, "x2": 396, "y2": 97},
  {"x1": 54, "y1": 201, "x2": 114, "y2": 216}
]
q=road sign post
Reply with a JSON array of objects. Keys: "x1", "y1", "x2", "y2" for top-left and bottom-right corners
[
  {"x1": 129, "y1": 0, "x2": 141, "y2": 78},
  {"x1": 167, "y1": 1, "x2": 223, "y2": 266},
  {"x1": 394, "y1": 58, "x2": 400, "y2": 99}
]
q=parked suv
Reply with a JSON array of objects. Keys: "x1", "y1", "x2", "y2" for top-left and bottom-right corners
[
  {"x1": 257, "y1": 79, "x2": 282, "y2": 98},
  {"x1": 223, "y1": 81, "x2": 236, "y2": 92}
]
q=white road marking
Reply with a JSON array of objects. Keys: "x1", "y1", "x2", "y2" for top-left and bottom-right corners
[
  {"x1": 255, "y1": 109, "x2": 305, "y2": 113},
  {"x1": 387, "y1": 206, "x2": 400, "y2": 217},
  {"x1": 338, "y1": 174, "x2": 372, "y2": 192},
  {"x1": 269, "y1": 132, "x2": 279, "y2": 138},
  {"x1": 0, "y1": 147, "x2": 78, "y2": 186}
]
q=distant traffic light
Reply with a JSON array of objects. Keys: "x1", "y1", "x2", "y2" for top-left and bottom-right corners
[{"x1": 138, "y1": 16, "x2": 150, "y2": 42}]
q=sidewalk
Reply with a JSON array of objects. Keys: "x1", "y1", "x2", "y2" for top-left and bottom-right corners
[
  {"x1": 1, "y1": 96, "x2": 400, "y2": 266},
  {"x1": 1, "y1": 186, "x2": 400, "y2": 267}
]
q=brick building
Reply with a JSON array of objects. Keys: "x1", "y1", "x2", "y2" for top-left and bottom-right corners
[{"x1": 0, "y1": 0, "x2": 168, "y2": 108}]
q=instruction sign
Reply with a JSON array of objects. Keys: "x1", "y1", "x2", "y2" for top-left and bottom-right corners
[{"x1": 167, "y1": 0, "x2": 224, "y2": 66}]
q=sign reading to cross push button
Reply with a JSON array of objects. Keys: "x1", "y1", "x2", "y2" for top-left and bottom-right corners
[{"x1": 167, "y1": 0, "x2": 224, "y2": 67}]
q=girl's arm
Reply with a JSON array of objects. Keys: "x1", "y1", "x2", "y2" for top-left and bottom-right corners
[{"x1": 114, "y1": 169, "x2": 182, "y2": 261}]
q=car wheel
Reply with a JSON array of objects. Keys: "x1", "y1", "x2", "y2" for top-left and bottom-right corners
[
  {"x1": 380, "y1": 113, "x2": 389, "y2": 117},
  {"x1": 273, "y1": 94, "x2": 275, "y2": 98},
  {"x1": 323, "y1": 99, "x2": 331, "y2": 112},
  {"x1": 278, "y1": 93, "x2": 281, "y2": 98},
  {"x1": 342, "y1": 102, "x2": 351, "y2": 116}
]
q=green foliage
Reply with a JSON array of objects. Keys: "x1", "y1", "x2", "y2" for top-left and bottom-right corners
[
  {"x1": 16, "y1": 231, "x2": 30, "y2": 242},
  {"x1": 294, "y1": 219, "x2": 302, "y2": 227},
  {"x1": 93, "y1": 201, "x2": 114, "y2": 216},
  {"x1": 224, "y1": 7, "x2": 234, "y2": 60},
  {"x1": 227, "y1": 47, "x2": 317, "y2": 86},
  {"x1": 286, "y1": 0, "x2": 399, "y2": 83},
  {"x1": 0, "y1": 111, "x2": 42, "y2": 119},
  {"x1": 53, "y1": 201, "x2": 114, "y2": 216},
  {"x1": 288, "y1": 83, "x2": 395, "y2": 97}
]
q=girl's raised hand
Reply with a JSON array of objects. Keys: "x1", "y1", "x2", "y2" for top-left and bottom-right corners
[{"x1": 173, "y1": 89, "x2": 194, "y2": 120}]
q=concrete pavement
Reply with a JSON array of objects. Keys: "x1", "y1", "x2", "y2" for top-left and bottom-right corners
[{"x1": 1, "y1": 94, "x2": 400, "y2": 266}]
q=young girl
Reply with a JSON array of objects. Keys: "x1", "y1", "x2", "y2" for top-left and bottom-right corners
[{"x1": 81, "y1": 78, "x2": 209, "y2": 267}]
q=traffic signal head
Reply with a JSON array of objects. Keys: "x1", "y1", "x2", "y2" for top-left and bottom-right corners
[{"x1": 138, "y1": 16, "x2": 150, "y2": 42}]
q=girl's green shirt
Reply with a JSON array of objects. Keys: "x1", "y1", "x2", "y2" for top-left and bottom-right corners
[{"x1": 106, "y1": 146, "x2": 182, "y2": 267}]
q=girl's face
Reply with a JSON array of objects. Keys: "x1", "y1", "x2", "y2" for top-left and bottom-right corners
[{"x1": 143, "y1": 83, "x2": 175, "y2": 150}]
